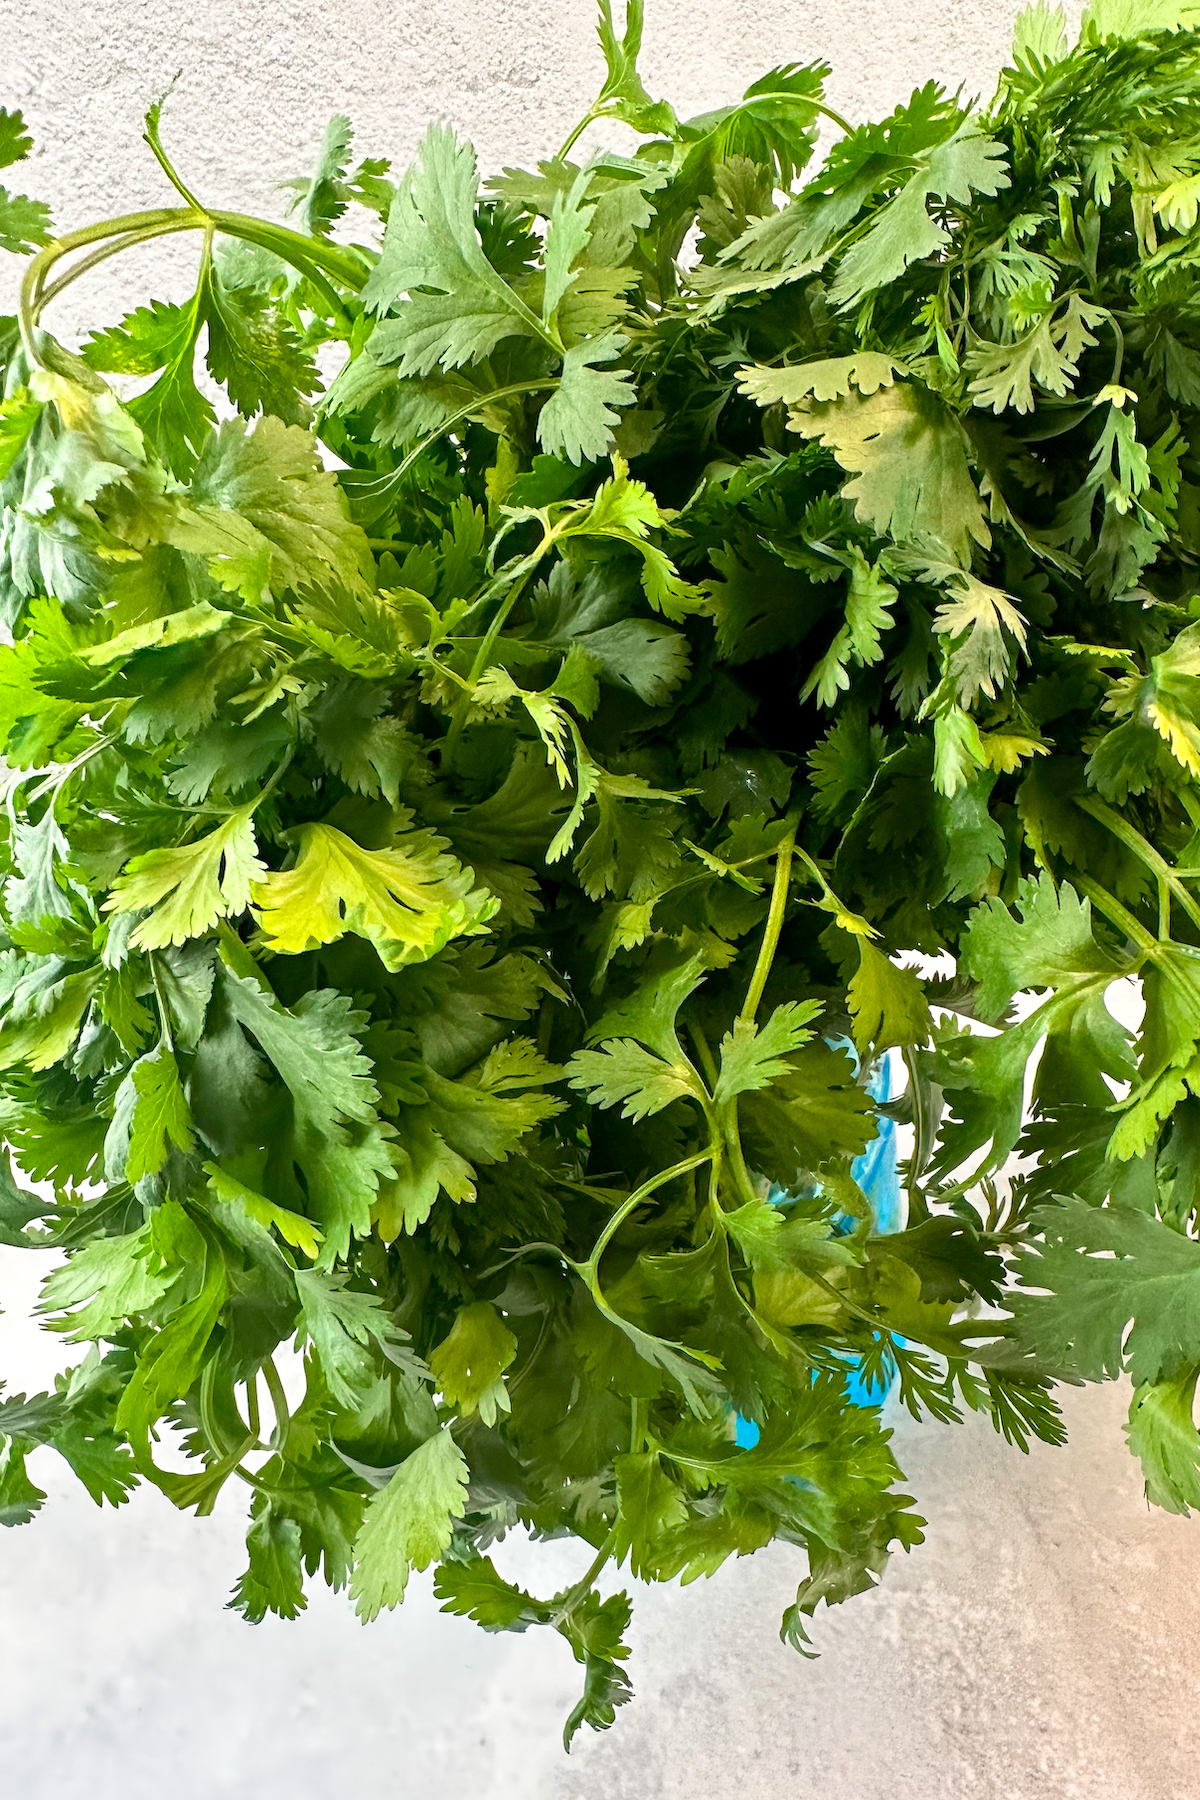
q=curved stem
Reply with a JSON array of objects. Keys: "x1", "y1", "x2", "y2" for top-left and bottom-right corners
[
  {"x1": 143, "y1": 107, "x2": 207, "y2": 213},
  {"x1": 19, "y1": 208, "x2": 202, "y2": 361},
  {"x1": 207, "y1": 210, "x2": 370, "y2": 289},
  {"x1": 808, "y1": 98, "x2": 855, "y2": 137},
  {"x1": 738, "y1": 826, "x2": 796, "y2": 1025},
  {"x1": 243, "y1": 1373, "x2": 261, "y2": 1441},
  {"x1": 216, "y1": 918, "x2": 275, "y2": 990},
  {"x1": 149, "y1": 955, "x2": 176, "y2": 1053},
  {"x1": 1072, "y1": 872, "x2": 1158, "y2": 956},
  {"x1": 1105, "y1": 308, "x2": 1125, "y2": 388},
  {"x1": 556, "y1": 110, "x2": 600, "y2": 162},
  {"x1": 19, "y1": 203, "x2": 370, "y2": 369},
  {"x1": 242, "y1": 745, "x2": 295, "y2": 816},
  {"x1": 440, "y1": 553, "x2": 547, "y2": 761},
  {"x1": 36, "y1": 224, "x2": 197, "y2": 314},
  {"x1": 577, "y1": 1150, "x2": 713, "y2": 1285},
  {"x1": 687, "y1": 1022, "x2": 719, "y2": 1089},
  {"x1": 723, "y1": 1113, "x2": 760, "y2": 1208},
  {"x1": 506, "y1": 1309, "x2": 554, "y2": 1396},
  {"x1": 548, "y1": 1525, "x2": 620, "y2": 1626},
  {"x1": 337, "y1": 380, "x2": 558, "y2": 521},
  {"x1": 261, "y1": 1357, "x2": 291, "y2": 1454}
]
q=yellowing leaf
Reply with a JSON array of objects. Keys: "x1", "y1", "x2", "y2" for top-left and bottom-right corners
[
  {"x1": 738, "y1": 353, "x2": 904, "y2": 406},
  {"x1": 931, "y1": 570, "x2": 1029, "y2": 705},
  {"x1": 786, "y1": 383, "x2": 989, "y2": 562},
  {"x1": 77, "y1": 602, "x2": 231, "y2": 667},
  {"x1": 106, "y1": 807, "x2": 264, "y2": 949},
  {"x1": 252, "y1": 822, "x2": 498, "y2": 971},
  {"x1": 1155, "y1": 170, "x2": 1200, "y2": 233}
]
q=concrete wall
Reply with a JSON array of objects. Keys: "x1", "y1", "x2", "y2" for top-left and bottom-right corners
[{"x1": 4, "y1": 3, "x2": 1199, "y2": 1796}]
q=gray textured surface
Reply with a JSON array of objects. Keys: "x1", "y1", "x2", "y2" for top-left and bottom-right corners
[{"x1": 2, "y1": 2, "x2": 1196, "y2": 1794}]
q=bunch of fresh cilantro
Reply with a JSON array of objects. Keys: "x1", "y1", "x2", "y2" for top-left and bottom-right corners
[{"x1": 2, "y1": 0, "x2": 1200, "y2": 1747}]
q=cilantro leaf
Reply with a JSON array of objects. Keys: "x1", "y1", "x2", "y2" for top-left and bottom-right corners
[
  {"x1": 1011, "y1": 1200, "x2": 1200, "y2": 1385},
  {"x1": 349, "y1": 1427, "x2": 470, "y2": 1619},
  {"x1": 713, "y1": 1000, "x2": 823, "y2": 1103},
  {"x1": 781, "y1": 382, "x2": 989, "y2": 561},
  {"x1": 427, "y1": 1301, "x2": 517, "y2": 1424},
  {"x1": 105, "y1": 807, "x2": 264, "y2": 949},
  {"x1": 252, "y1": 822, "x2": 498, "y2": 971}
]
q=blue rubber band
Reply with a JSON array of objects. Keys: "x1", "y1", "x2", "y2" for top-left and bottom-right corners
[{"x1": 735, "y1": 1047, "x2": 901, "y2": 1445}]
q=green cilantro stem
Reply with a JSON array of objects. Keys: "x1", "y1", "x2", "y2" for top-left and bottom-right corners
[
  {"x1": 1076, "y1": 793, "x2": 1200, "y2": 939},
  {"x1": 19, "y1": 205, "x2": 368, "y2": 366},
  {"x1": 261, "y1": 1357, "x2": 291, "y2": 1454},
  {"x1": 36, "y1": 225, "x2": 195, "y2": 312},
  {"x1": 337, "y1": 380, "x2": 558, "y2": 524},
  {"x1": 441, "y1": 550, "x2": 548, "y2": 760},
  {"x1": 216, "y1": 919, "x2": 276, "y2": 990},
  {"x1": 149, "y1": 956, "x2": 175, "y2": 1053},
  {"x1": 547, "y1": 1526, "x2": 620, "y2": 1627},
  {"x1": 142, "y1": 100, "x2": 207, "y2": 213},
  {"x1": 723, "y1": 1116, "x2": 761, "y2": 1209},
  {"x1": 738, "y1": 826, "x2": 796, "y2": 1026},
  {"x1": 578, "y1": 1148, "x2": 713, "y2": 1281},
  {"x1": 243, "y1": 1372, "x2": 261, "y2": 1440},
  {"x1": 1072, "y1": 873, "x2": 1159, "y2": 956}
]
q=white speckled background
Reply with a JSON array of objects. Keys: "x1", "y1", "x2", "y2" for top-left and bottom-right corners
[{"x1": 3, "y1": 3, "x2": 1199, "y2": 1795}]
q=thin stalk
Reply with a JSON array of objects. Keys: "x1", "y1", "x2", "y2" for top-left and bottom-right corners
[
  {"x1": 440, "y1": 554, "x2": 546, "y2": 761},
  {"x1": 19, "y1": 208, "x2": 202, "y2": 360},
  {"x1": 506, "y1": 1310, "x2": 554, "y2": 1396},
  {"x1": 261, "y1": 1358, "x2": 291, "y2": 1454},
  {"x1": 19, "y1": 204, "x2": 370, "y2": 368},
  {"x1": 723, "y1": 1118, "x2": 760, "y2": 1209},
  {"x1": 687, "y1": 1022, "x2": 719, "y2": 1089},
  {"x1": 24, "y1": 732, "x2": 117, "y2": 808},
  {"x1": 143, "y1": 109, "x2": 206, "y2": 213},
  {"x1": 556, "y1": 110, "x2": 600, "y2": 161},
  {"x1": 216, "y1": 919, "x2": 275, "y2": 990},
  {"x1": 1073, "y1": 872, "x2": 1159, "y2": 957},
  {"x1": 1077, "y1": 793, "x2": 1200, "y2": 939},
  {"x1": 149, "y1": 955, "x2": 176, "y2": 1053},
  {"x1": 338, "y1": 380, "x2": 558, "y2": 521},
  {"x1": 579, "y1": 1149, "x2": 713, "y2": 1281},
  {"x1": 36, "y1": 223, "x2": 198, "y2": 313},
  {"x1": 738, "y1": 826, "x2": 796, "y2": 1025},
  {"x1": 207, "y1": 210, "x2": 370, "y2": 290},
  {"x1": 548, "y1": 1526, "x2": 620, "y2": 1626},
  {"x1": 244, "y1": 746, "x2": 295, "y2": 815}
]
